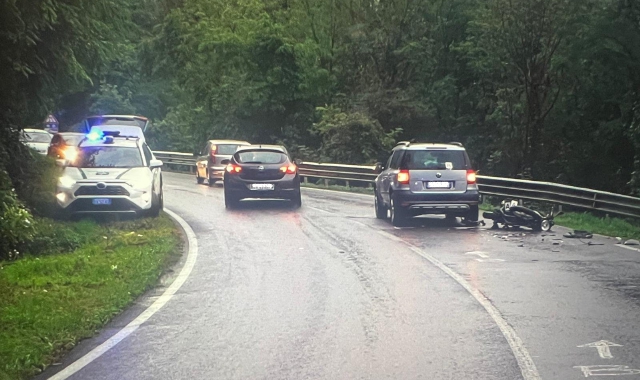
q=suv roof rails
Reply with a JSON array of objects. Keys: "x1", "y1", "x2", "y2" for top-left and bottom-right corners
[
  {"x1": 395, "y1": 141, "x2": 412, "y2": 147},
  {"x1": 448, "y1": 141, "x2": 463, "y2": 147}
]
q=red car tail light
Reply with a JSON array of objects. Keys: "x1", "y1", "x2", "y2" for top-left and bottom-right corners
[
  {"x1": 466, "y1": 170, "x2": 477, "y2": 184},
  {"x1": 280, "y1": 164, "x2": 297, "y2": 174},
  {"x1": 226, "y1": 164, "x2": 242, "y2": 173},
  {"x1": 397, "y1": 170, "x2": 410, "y2": 184},
  {"x1": 210, "y1": 145, "x2": 217, "y2": 164}
]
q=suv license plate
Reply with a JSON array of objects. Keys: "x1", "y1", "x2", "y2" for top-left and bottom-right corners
[
  {"x1": 92, "y1": 198, "x2": 112, "y2": 205},
  {"x1": 426, "y1": 181, "x2": 452, "y2": 189},
  {"x1": 250, "y1": 183, "x2": 274, "y2": 191}
]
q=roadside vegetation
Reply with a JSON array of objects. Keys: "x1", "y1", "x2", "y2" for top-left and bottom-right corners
[
  {"x1": 554, "y1": 213, "x2": 640, "y2": 241},
  {"x1": 0, "y1": 136, "x2": 182, "y2": 380},
  {"x1": 0, "y1": 214, "x2": 181, "y2": 380}
]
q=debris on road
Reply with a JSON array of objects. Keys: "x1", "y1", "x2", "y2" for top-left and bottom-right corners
[{"x1": 563, "y1": 230, "x2": 593, "y2": 239}]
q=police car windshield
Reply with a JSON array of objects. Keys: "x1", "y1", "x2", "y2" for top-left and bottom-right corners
[{"x1": 72, "y1": 147, "x2": 143, "y2": 168}]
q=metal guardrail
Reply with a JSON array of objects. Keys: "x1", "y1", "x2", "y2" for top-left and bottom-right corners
[
  {"x1": 153, "y1": 151, "x2": 640, "y2": 218},
  {"x1": 153, "y1": 151, "x2": 197, "y2": 173}
]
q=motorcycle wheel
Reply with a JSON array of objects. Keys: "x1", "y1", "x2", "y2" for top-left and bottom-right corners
[{"x1": 539, "y1": 219, "x2": 552, "y2": 232}]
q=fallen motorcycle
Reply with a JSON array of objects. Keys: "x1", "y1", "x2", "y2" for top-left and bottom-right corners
[{"x1": 482, "y1": 200, "x2": 561, "y2": 232}]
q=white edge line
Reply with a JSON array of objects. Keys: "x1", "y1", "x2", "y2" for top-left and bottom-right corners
[
  {"x1": 615, "y1": 244, "x2": 640, "y2": 253},
  {"x1": 48, "y1": 208, "x2": 198, "y2": 380},
  {"x1": 375, "y1": 228, "x2": 541, "y2": 380}
]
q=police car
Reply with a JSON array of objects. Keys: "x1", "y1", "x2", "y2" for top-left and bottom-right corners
[{"x1": 55, "y1": 130, "x2": 164, "y2": 218}]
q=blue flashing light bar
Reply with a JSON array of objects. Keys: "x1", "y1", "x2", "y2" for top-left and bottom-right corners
[{"x1": 86, "y1": 128, "x2": 103, "y2": 141}]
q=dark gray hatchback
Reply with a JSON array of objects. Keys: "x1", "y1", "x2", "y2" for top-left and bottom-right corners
[{"x1": 223, "y1": 145, "x2": 301, "y2": 209}]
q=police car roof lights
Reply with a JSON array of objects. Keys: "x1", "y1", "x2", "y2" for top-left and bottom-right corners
[{"x1": 86, "y1": 129, "x2": 103, "y2": 141}]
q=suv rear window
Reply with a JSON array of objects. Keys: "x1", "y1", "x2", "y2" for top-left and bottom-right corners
[
  {"x1": 217, "y1": 144, "x2": 243, "y2": 155},
  {"x1": 401, "y1": 150, "x2": 469, "y2": 170},
  {"x1": 236, "y1": 151, "x2": 287, "y2": 164}
]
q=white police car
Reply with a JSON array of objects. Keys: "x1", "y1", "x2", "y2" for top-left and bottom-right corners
[{"x1": 55, "y1": 130, "x2": 164, "y2": 218}]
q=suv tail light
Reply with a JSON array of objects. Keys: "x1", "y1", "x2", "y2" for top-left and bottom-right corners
[
  {"x1": 397, "y1": 170, "x2": 410, "y2": 185},
  {"x1": 210, "y1": 145, "x2": 217, "y2": 164},
  {"x1": 226, "y1": 164, "x2": 242, "y2": 173},
  {"x1": 280, "y1": 164, "x2": 297, "y2": 174},
  {"x1": 466, "y1": 170, "x2": 477, "y2": 184}
]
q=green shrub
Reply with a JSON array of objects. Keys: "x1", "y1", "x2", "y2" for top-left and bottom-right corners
[
  {"x1": 19, "y1": 218, "x2": 97, "y2": 257},
  {"x1": 0, "y1": 170, "x2": 35, "y2": 261},
  {"x1": 12, "y1": 151, "x2": 59, "y2": 217}
]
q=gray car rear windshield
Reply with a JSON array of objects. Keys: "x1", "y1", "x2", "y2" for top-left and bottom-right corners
[
  {"x1": 217, "y1": 144, "x2": 243, "y2": 155},
  {"x1": 235, "y1": 151, "x2": 287, "y2": 164},
  {"x1": 72, "y1": 147, "x2": 143, "y2": 168},
  {"x1": 401, "y1": 150, "x2": 469, "y2": 170}
]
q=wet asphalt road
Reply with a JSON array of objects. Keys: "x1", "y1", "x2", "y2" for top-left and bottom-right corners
[{"x1": 41, "y1": 172, "x2": 640, "y2": 380}]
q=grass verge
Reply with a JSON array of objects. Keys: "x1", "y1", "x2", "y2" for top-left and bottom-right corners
[
  {"x1": 554, "y1": 212, "x2": 640, "y2": 241},
  {"x1": 0, "y1": 213, "x2": 182, "y2": 380}
]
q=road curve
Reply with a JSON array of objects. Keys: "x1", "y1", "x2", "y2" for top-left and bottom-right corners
[{"x1": 40, "y1": 172, "x2": 640, "y2": 380}]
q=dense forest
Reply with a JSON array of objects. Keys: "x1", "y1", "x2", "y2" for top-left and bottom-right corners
[{"x1": 2, "y1": 0, "x2": 640, "y2": 194}]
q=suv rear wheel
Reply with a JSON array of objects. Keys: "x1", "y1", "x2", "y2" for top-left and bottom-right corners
[
  {"x1": 374, "y1": 192, "x2": 387, "y2": 219},
  {"x1": 390, "y1": 194, "x2": 408, "y2": 227}
]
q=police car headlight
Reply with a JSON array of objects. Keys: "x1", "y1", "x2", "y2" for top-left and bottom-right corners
[
  {"x1": 56, "y1": 192, "x2": 67, "y2": 202},
  {"x1": 58, "y1": 176, "x2": 76, "y2": 188}
]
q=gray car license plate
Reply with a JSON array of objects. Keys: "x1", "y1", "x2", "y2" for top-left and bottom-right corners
[
  {"x1": 250, "y1": 183, "x2": 274, "y2": 191},
  {"x1": 426, "y1": 181, "x2": 452, "y2": 189},
  {"x1": 92, "y1": 198, "x2": 112, "y2": 205}
]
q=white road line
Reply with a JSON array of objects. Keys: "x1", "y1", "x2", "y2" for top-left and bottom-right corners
[
  {"x1": 48, "y1": 208, "x2": 199, "y2": 380},
  {"x1": 465, "y1": 251, "x2": 489, "y2": 258},
  {"x1": 615, "y1": 244, "x2": 640, "y2": 253},
  {"x1": 578, "y1": 340, "x2": 623, "y2": 359},
  {"x1": 375, "y1": 229, "x2": 542, "y2": 380},
  {"x1": 307, "y1": 206, "x2": 334, "y2": 214}
]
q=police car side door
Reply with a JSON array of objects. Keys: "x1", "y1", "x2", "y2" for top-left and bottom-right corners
[{"x1": 143, "y1": 144, "x2": 161, "y2": 196}]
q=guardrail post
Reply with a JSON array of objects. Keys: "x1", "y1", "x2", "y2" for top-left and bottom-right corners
[
  {"x1": 345, "y1": 180, "x2": 350, "y2": 188},
  {"x1": 324, "y1": 179, "x2": 329, "y2": 187},
  {"x1": 592, "y1": 194, "x2": 597, "y2": 209},
  {"x1": 303, "y1": 176, "x2": 308, "y2": 184}
]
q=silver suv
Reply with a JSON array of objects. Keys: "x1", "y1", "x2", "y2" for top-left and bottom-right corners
[{"x1": 374, "y1": 142, "x2": 479, "y2": 226}]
